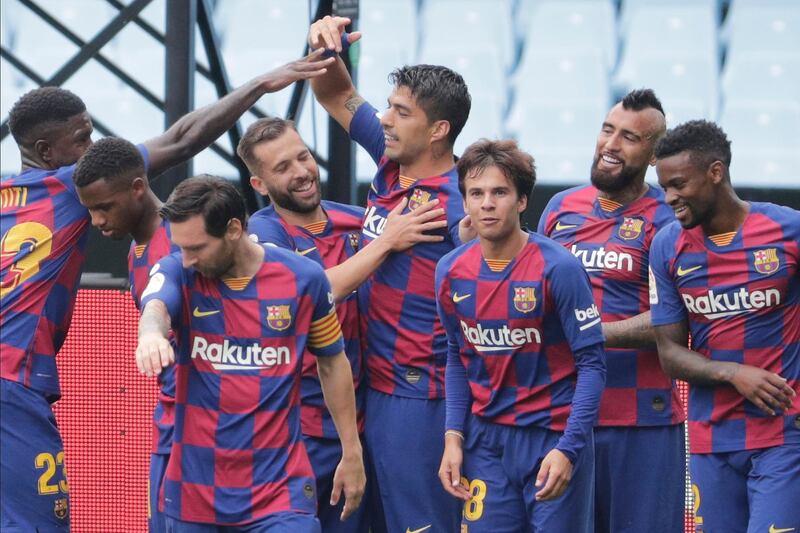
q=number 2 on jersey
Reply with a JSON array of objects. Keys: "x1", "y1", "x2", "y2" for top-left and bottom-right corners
[{"x1": 0, "y1": 222, "x2": 54, "y2": 298}]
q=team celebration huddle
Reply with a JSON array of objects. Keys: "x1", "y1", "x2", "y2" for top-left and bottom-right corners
[{"x1": 2, "y1": 13, "x2": 798, "y2": 533}]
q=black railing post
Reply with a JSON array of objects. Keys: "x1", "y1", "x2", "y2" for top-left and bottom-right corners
[{"x1": 155, "y1": 0, "x2": 197, "y2": 199}]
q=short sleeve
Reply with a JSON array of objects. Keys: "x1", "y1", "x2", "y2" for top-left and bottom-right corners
[
  {"x1": 649, "y1": 226, "x2": 686, "y2": 326},
  {"x1": 349, "y1": 102, "x2": 385, "y2": 164},
  {"x1": 304, "y1": 263, "x2": 345, "y2": 357},
  {"x1": 140, "y1": 252, "x2": 184, "y2": 326}
]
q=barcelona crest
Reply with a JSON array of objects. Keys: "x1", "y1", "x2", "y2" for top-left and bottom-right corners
[
  {"x1": 513, "y1": 287, "x2": 536, "y2": 313},
  {"x1": 753, "y1": 248, "x2": 779, "y2": 275},
  {"x1": 267, "y1": 305, "x2": 292, "y2": 331},
  {"x1": 54, "y1": 497, "x2": 68, "y2": 520},
  {"x1": 348, "y1": 232, "x2": 360, "y2": 252},
  {"x1": 408, "y1": 188, "x2": 432, "y2": 211},
  {"x1": 618, "y1": 217, "x2": 644, "y2": 240}
]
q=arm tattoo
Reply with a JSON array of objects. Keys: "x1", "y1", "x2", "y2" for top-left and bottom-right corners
[{"x1": 344, "y1": 92, "x2": 366, "y2": 115}]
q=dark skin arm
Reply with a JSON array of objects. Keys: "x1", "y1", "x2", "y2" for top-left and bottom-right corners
[
  {"x1": 144, "y1": 50, "x2": 335, "y2": 177},
  {"x1": 602, "y1": 311, "x2": 655, "y2": 349},
  {"x1": 654, "y1": 320, "x2": 796, "y2": 416}
]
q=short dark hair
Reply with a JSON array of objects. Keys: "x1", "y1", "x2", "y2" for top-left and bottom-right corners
[
  {"x1": 620, "y1": 88, "x2": 665, "y2": 116},
  {"x1": 236, "y1": 117, "x2": 297, "y2": 175},
  {"x1": 160, "y1": 175, "x2": 247, "y2": 238},
  {"x1": 655, "y1": 120, "x2": 732, "y2": 173},
  {"x1": 457, "y1": 139, "x2": 536, "y2": 200},
  {"x1": 73, "y1": 137, "x2": 144, "y2": 188},
  {"x1": 8, "y1": 87, "x2": 86, "y2": 146},
  {"x1": 389, "y1": 64, "x2": 471, "y2": 146}
]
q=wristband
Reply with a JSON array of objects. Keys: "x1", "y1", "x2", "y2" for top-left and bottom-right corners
[
  {"x1": 322, "y1": 32, "x2": 351, "y2": 58},
  {"x1": 445, "y1": 429, "x2": 464, "y2": 440}
]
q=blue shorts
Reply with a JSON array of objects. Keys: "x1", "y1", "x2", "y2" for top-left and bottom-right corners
[
  {"x1": 691, "y1": 443, "x2": 800, "y2": 533},
  {"x1": 460, "y1": 415, "x2": 595, "y2": 533},
  {"x1": 303, "y1": 435, "x2": 376, "y2": 533},
  {"x1": 594, "y1": 424, "x2": 686, "y2": 533},
  {"x1": 150, "y1": 453, "x2": 170, "y2": 533},
  {"x1": 164, "y1": 512, "x2": 320, "y2": 532},
  {"x1": 0, "y1": 378, "x2": 70, "y2": 532},
  {"x1": 364, "y1": 389, "x2": 461, "y2": 533}
]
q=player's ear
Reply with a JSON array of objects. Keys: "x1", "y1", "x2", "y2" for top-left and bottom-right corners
[
  {"x1": 249, "y1": 175, "x2": 269, "y2": 197},
  {"x1": 430, "y1": 119, "x2": 450, "y2": 144},
  {"x1": 34, "y1": 138, "x2": 52, "y2": 163},
  {"x1": 130, "y1": 176, "x2": 147, "y2": 197},
  {"x1": 708, "y1": 160, "x2": 725, "y2": 184},
  {"x1": 517, "y1": 192, "x2": 528, "y2": 214},
  {"x1": 226, "y1": 217, "x2": 244, "y2": 239}
]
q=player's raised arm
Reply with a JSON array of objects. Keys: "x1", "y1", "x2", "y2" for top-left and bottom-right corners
[
  {"x1": 654, "y1": 322, "x2": 795, "y2": 416},
  {"x1": 307, "y1": 16, "x2": 364, "y2": 131},
  {"x1": 144, "y1": 50, "x2": 335, "y2": 177}
]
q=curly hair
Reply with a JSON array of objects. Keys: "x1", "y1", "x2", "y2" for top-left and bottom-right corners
[
  {"x1": 73, "y1": 137, "x2": 144, "y2": 189},
  {"x1": 8, "y1": 87, "x2": 86, "y2": 146},
  {"x1": 655, "y1": 120, "x2": 732, "y2": 172}
]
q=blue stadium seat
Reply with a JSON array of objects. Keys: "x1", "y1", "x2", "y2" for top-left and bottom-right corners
[
  {"x1": 523, "y1": 0, "x2": 618, "y2": 70},
  {"x1": 359, "y1": 0, "x2": 417, "y2": 61},
  {"x1": 616, "y1": 3, "x2": 718, "y2": 94},
  {"x1": 514, "y1": 48, "x2": 610, "y2": 109},
  {"x1": 357, "y1": 43, "x2": 411, "y2": 108},
  {"x1": 216, "y1": 0, "x2": 309, "y2": 52},
  {"x1": 728, "y1": 149, "x2": 800, "y2": 188},
  {"x1": 420, "y1": 0, "x2": 515, "y2": 71},
  {"x1": 720, "y1": 101, "x2": 800, "y2": 151},
  {"x1": 722, "y1": 52, "x2": 800, "y2": 105},
  {"x1": 418, "y1": 45, "x2": 507, "y2": 107},
  {"x1": 512, "y1": 101, "x2": 606, "y2": 184},
  {"x1": 616, "y1": 53, "x2": 719, "y2": 120},
  {"x1": 723, "y1": 0, "x2": 800, "y2": 64},
  {"x1": 619, "y1": 0, "x2": 721, "y2": 34},
  {"x1": 454, "y1": 96, "x2": 506, "y2": 157}
]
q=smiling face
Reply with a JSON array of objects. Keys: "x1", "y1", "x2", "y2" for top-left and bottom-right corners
[
  {"x1": 76, "y1": 176, "x2": 146, "y2": 240},
  {"x1": 463, "y1": 165, "x2": 527, "y2": 244},
  {"x1": 590, "y1": 103, "x2": 663, "y2": 193},
  {"x1": 379, "y1": 85, "x2": 437, "y2": 165},
  {"x1": 248, "y1": 128, "x2": 322, "y2": 214},
  {"x1": 656, "y1": 151, "x2": 721, "y2": 229}
]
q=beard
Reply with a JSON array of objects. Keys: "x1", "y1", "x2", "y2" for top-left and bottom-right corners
[
  {"x1": 268, "y1": 175, "x2": 322, "y2": 214},
  {"x1": 590, "y1": 156, "x2": 644, "y2": 194}
]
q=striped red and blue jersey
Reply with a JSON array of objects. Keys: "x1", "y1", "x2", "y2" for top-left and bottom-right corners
[
  {"x1": 248, "y1": 200, "x2": 365, "y2": 439},
  {"x1": 650, "y1": 202, "x2": 800, "y2": 453},
  {"x1": 539, "y1": 184, "x2": 685, "y2": 427},
  {"x1": 350, "y1": 102, "x2": 465, "y2": 399},
  {"x1": 141, "y1": 245, "x2": 344, "y2": 525},
  {"x1": 435, "y1": 233, "x2": 606, "y2": 458},
  {"x1": 128, "y1": 218, "x2": 178, "y2": 454}
]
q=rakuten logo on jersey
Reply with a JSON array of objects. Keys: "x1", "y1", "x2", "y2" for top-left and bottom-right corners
[
  {"x1": 460, "y1": 321, "x2": 541, "y2": 352},
  {"x1": 191, "y1": 336, "x2": 291, "y2": 370},
  {"x1": 574, "y1": 304, "x2": 602, "y2": 331},
  {"x1": 362, "y1": 205, "x2": 387, "y2": 240},
  {"x1": 570, "y1": 244, "x2": 634, "y2": 273},
  {"x1": 682, "y1": 288, "x2": 781, "y2": 319}
]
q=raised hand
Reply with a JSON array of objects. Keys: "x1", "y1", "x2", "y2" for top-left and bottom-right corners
[
  {"x1": 308, "y1": 15, "x2": 362, "y2": 52},
  {"x1": 261, "y1": 48, "x2": 337, "y2": 93}
]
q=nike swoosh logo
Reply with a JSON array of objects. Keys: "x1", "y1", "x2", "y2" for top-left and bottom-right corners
[
  {"x1": 406, "y1": 526, "x2": 432, "y2": 533},
  {"x1": 295, "y1": 247, "x2": 317, "y2": 256},
  {"x1": 555, "y1": 221, "x2": 577, "y2": 231},
  {"x1": 452, "y1": 292, "x2": 471, "y2": 303},
  {"x1": 676, "y1": 265, "x2": 702, "y2": 276},
  {"x1": 769, "y1": 526, "x2": 795, "y2": 533},
  {"x1": 193, "y1": 307, "x2": 220, "y2": 318}
]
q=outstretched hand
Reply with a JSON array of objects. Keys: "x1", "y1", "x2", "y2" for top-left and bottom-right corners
[
  {"x1": 380, "y1": 197, "x2": 448, "y2": 252},
  {"x1": 261, "y1": 49, "x2": 337, "y2": 93}
]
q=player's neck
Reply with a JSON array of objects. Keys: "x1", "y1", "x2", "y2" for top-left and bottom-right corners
[
  {"x1": 596, "y1": 179, "x2": 649, "y2": 206},
  {"x1": 131, "y1": 190, "x2": 164, "y2": 245},
  {"x1": 399, "y1": 147, "x2": 454, "y2": 180},
  {"x1": 224, "y1": 238, "x2": 266, "y2": 279},
  {"x1": 480, "y1": 228, "x2": 528, "y2": 261},
  {"x1": 701, "y1": 191, "x2": 749, "y2": 236},
  {"x1": 274, "y1": 203, "x2": 326, "y2": 227}
]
